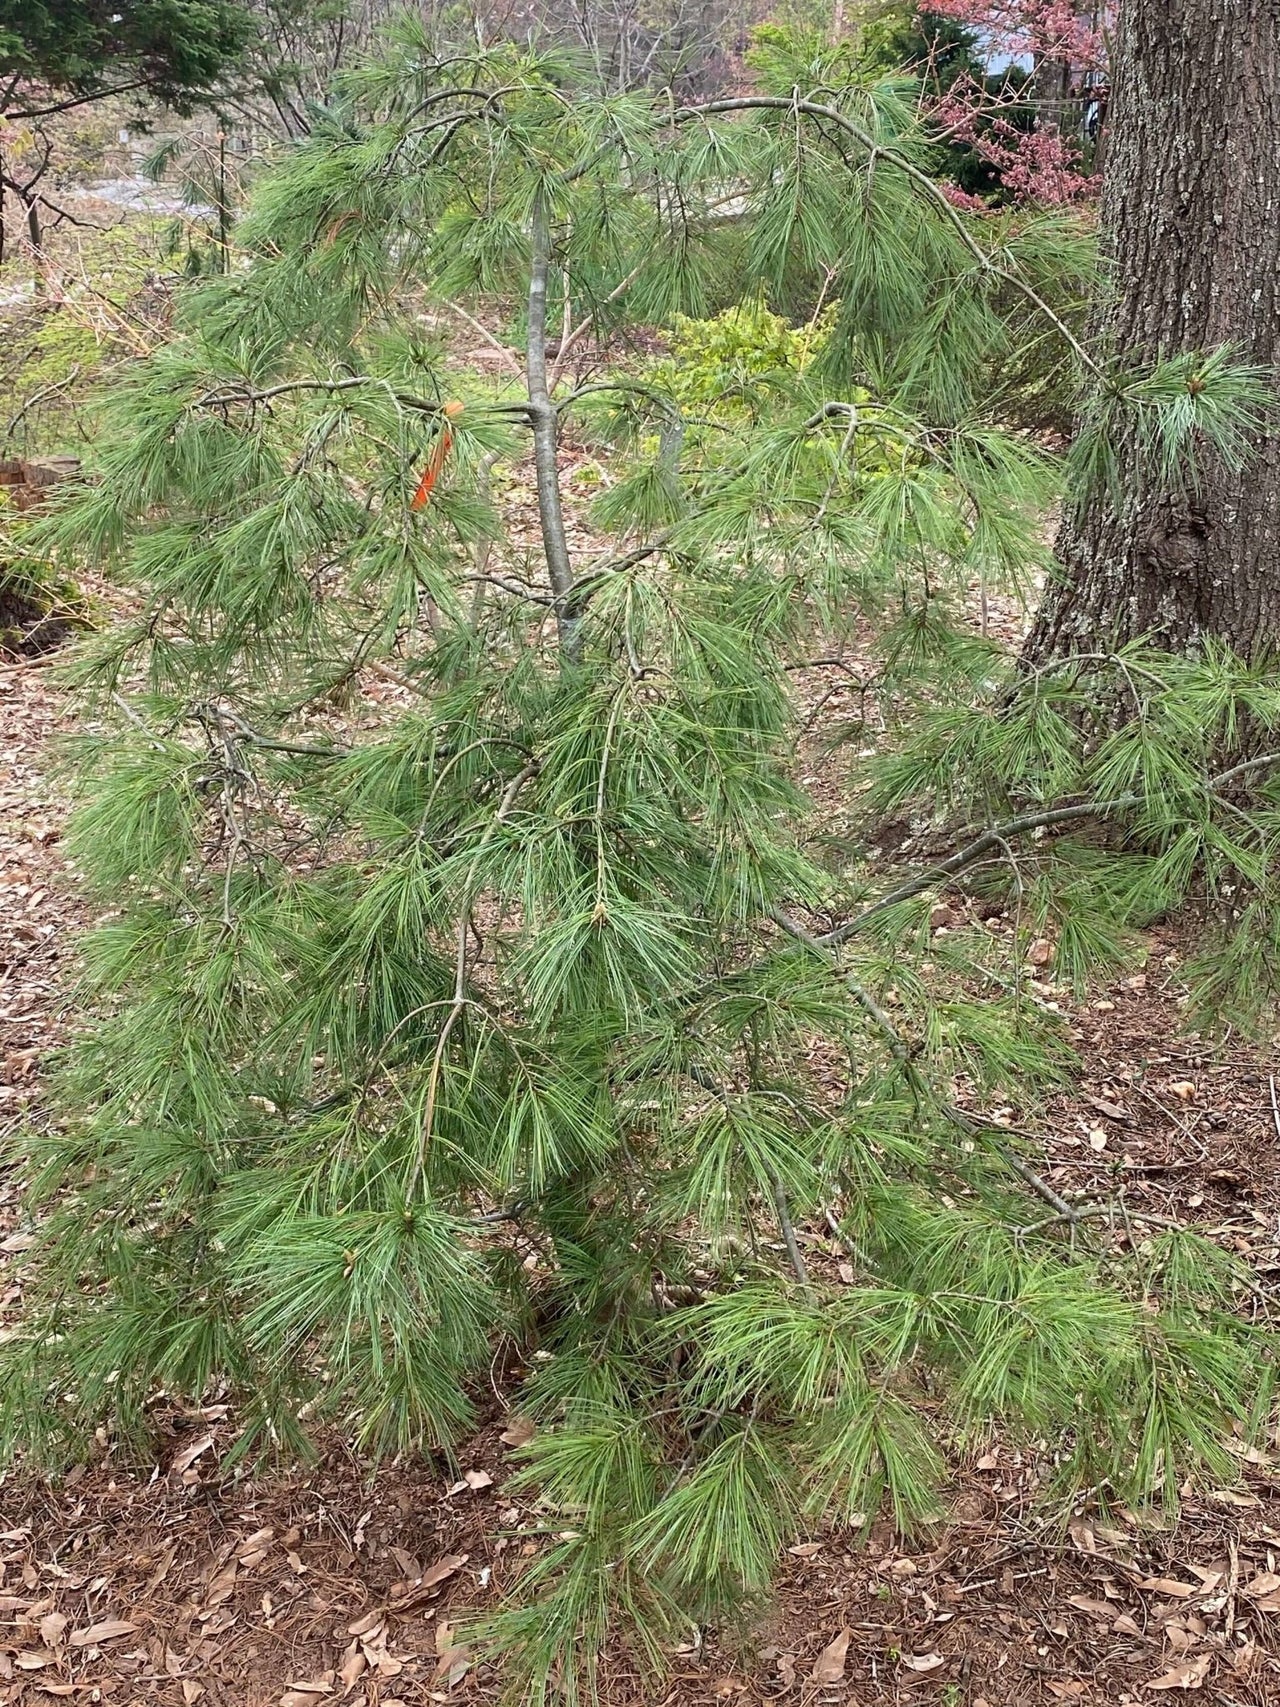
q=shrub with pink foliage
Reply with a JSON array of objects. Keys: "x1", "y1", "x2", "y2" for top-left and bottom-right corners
[
  {"x1": 934, "y1": 81, "x2": 1099, "y2": 203},
  {"x1": 926, "y1": 0, "x2": 1109, "y2": 71},
  {"x1": 923, "y1": 3, "x2": 1109, "y2": 206}
]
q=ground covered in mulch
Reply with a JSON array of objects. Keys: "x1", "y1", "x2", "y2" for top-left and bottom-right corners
[{"x1": 4, "y1": 587, "x2": 1280, "y2": 1706}]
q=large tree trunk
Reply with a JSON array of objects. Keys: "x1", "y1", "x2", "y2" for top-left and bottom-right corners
[{"x1": 1025, "y1": 0, "x2": 1280, "y2": 663}]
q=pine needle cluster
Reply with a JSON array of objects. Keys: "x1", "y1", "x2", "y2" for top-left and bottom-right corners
[{"x1": 3, "y1": 21, "x2": 1275, "y2": 1701}]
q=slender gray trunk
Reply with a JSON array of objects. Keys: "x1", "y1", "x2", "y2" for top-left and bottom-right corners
[{"x1": 526, "y1": 188, "x2": 582, "y2": 664}]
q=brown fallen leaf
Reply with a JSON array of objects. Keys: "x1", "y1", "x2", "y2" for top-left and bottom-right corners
[
  {"x1": 787, "y1": 1542, "x2": 824, "y2": 1558},
  {"x1": 1146, "y1": 1652, "x2": 1211, "y2": 1691},
  {"x1": 14, "y1": 1651, "x2": 55, "y2": 1671},
  {"x1": 1137, "y1": 1577, "x2": 1196, "y2": 1599},
  {"x1": 432, "y1": 1643, "x2": 472, "y2": 1690},
  {"x1": 1226, "y1": 1640, "x2": 1258, "y2": 1674},
  {"x1": 280, "y1": 1674, "x2": 336, "y2": 1707},
  {"x1": 38, "y1": 1611, "x2": 68, "y2": 1646},
  {"x1": 420, "y1": 1554, "x2": 468, "y2": 1591},
  {"x1": 810, "y1": 1628, "x2": 850, "y2": 1685},
  {"x1": 339, "y1": 1642, "x2": 367, "y2": 1692},
  {"x1": 346, "y1": 1609, "x2": 384, "y2": 1638},
  {"x1": 182, "y1": 1683, "x2": 204, "y2": 1705},
  {"x1": 1244, "y1": 1572, "x2": 1280, "y2": 1599},
  {"x1": 237, "y1": 1526, "x2": 275, "y2": 1566},
  {"x1": 1068, "y1": 1595, "x2": 1113, "y2": 1621},
  {"x1": 388, "y1": 1551, "x2": 468, "y2": 1609},
  {"x1": 1186, "y1": 1566, "x2": 1223, "y2": 1592},
  {"x1": 1047, "y1": 1685, "x2": 1087, "y2": 1702},
  {"x1": 171, "y1": 1432, "x2": 215, "y2": 1476},
  {"x1": 202, "y1": 1566, "x2": 237, "y2": 1609},
  {"x1": 464, "y1": 1468, "x2": 493, "y2": 1491},
  {"x1": 1113, "y1": 1613, "x2": 1143, "y2": 1636},
  {"x1": 144, "y1": 1546, "x2": 176, "y2": 1594},
  {"x1": 68, "y1": 1619, "x2": 138, "y2": 1647},
  {"x1": 1087, "y1": 1095, "x2": 1129, "y2": 1121},
  {"x1": 499, "y1": 1417, "x2": 535, "y2": 1448},
  {"x1": 901, "y1": 1652, "x2": 945, "y2": 1673}
]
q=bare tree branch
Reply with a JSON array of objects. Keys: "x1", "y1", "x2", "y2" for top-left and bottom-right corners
[{"x1": 815, "y1": 750, "x2": 1280, "y2": 950}]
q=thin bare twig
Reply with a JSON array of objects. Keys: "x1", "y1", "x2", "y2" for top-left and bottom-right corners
[
  {"x1": 772, "y1": 907, "x2": 1084, "y2": 1223},
  {"x1": 770, "y1": 906, "x2": 910, "y2": 1061},
  {"x1": 548, "y1": 263, "x2": 644, "y2": 390},
  {"x1": 6, "y1": 367, "x2": 81, "y2": 440},
  {"x1": 443, "y1": 301, "x2": 525, "y2": 378},
  {"x1": 192, "y1": 374, "x2": 532, "y2": 420},
  {"x1": 766, "y1": 1163, "x2": 811, "y2": 1286},
  {"x1": 409, "y1": 758, "x2": 540, "y2": 1200},
  {"x1": 817, "y1": 751, "x2": 1280, "y2": 950}
]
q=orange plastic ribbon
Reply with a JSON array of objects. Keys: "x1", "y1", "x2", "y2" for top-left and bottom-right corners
[{"x1": 411, "y1": 400, "x2": 465, "y2": 511}]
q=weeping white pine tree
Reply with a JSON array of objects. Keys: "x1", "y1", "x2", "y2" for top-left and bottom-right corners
[{"x1": 6, "y1": 19, "x2": 1280, "y2": 1699}]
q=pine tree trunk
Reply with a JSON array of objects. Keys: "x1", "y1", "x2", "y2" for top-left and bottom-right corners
[{"x1": 1025, "y1": 0, "x2": 1280, "y2": 664}]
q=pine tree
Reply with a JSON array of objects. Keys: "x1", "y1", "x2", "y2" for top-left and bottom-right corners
[{"x1": 4, "y1": 19, "x2": 1277, "y2": 1701}]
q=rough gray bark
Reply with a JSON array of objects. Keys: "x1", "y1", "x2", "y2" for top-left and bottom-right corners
[{"x1": 1026, "y1": 0, "x2": 1280, "y2": 663}]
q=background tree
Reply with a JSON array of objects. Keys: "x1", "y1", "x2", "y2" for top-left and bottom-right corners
[
  {"x1": 220, "y1": 0, "x2": 411, "y2": 138},
  {"x1": 0, "y1": 0, "x2": 252, "y2": 264},
  {"x1": 0, "y1": 0, "x2": 252, "y2": 110},
  {"x1": 1026, "y1": 0, "x2": 1280, "y2": 662},
  {"x1": 523, "y1": 0, "x2": 742, "y2": 95}
]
